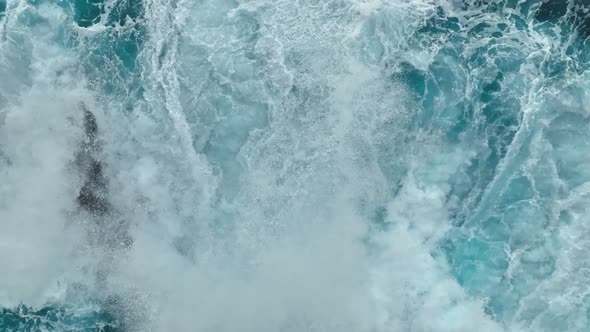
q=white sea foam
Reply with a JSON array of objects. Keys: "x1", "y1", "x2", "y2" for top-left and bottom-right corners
[{"x1": 1, "y1": 0, "x2": 588, "y2": 331}]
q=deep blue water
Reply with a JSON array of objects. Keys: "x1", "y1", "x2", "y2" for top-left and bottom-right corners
[{"x1": 1, "y1": 0, "x2": 590, "y2": 331}]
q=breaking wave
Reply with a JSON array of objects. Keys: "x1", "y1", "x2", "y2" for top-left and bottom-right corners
[{"x1": 1, "y1": 0, "x2": 590, "y2": 331}]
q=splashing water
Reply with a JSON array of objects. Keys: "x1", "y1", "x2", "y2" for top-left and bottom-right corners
[{"x1": 1, "y1": 0, "x2": 590, "y2": 331}]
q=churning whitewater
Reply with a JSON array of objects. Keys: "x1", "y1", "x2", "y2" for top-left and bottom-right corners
[{"x1": 1, "y1": 0, "x2": 590, "y2": 331}]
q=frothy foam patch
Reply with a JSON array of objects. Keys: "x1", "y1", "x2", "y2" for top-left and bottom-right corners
[
  {"x1": 0, "y1": 88, "x2": 89, "y2": 307},
  {"x1": 0, "y1": 1, "x2": 101, "y2": 308}
]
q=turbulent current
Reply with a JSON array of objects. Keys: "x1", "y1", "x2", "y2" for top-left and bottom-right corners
[{"x1": 1, "y1": 0, "x2": 590, "y2": 331}]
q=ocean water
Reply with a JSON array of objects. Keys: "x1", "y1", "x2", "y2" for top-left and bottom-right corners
[{"x1": 1, "y1": 0, "x2": 590, "y2": 331}]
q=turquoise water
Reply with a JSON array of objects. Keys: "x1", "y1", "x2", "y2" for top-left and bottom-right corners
[
  {"x1": 0, "y1": 305, "x2": 119, "y2": 331},
  {"x1": 1, "y1": 0, "x2": 590, "y2": 331}
]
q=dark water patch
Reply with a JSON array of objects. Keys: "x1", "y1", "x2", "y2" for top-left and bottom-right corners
[
  {"x1": 75, "y1": 107, "x2": 133, "y2": 249},
  {"x1": 534, "y1": 0, "x2": 590, "y2": 53},
  {"x1": 106, "y1": 0, "x2": 143, "y2": 27},
  {"x1": 76, "y1": 109, "x2": 111, "y2": 217},
  {"x1": 52, "y1": 0, "x2": 146, "y2": 99},
  {"x1": 79, "y1": 26, "x2": 144, "y2": 94},
  {"x1": 0, "y1": 0, "x2": 6, "y2": 20},
  {"x1": 0, "y1": 305, "x2": 121, "y2": 332},
  {"x1": 80, "y1": 1, "x2": 147, "y2": 102},
  {"x1": 417, "y1": 6, "x2": 461, "y2": 35},
  {"x1": 69, "y1": 0, "x2": 143, "y2": 29},
  {"x1": 73, "y1": 0, "x2": 105, "y2": 28},
  {"x1": 535, "y1": 0, "x2": 568, "y2": 22}
]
